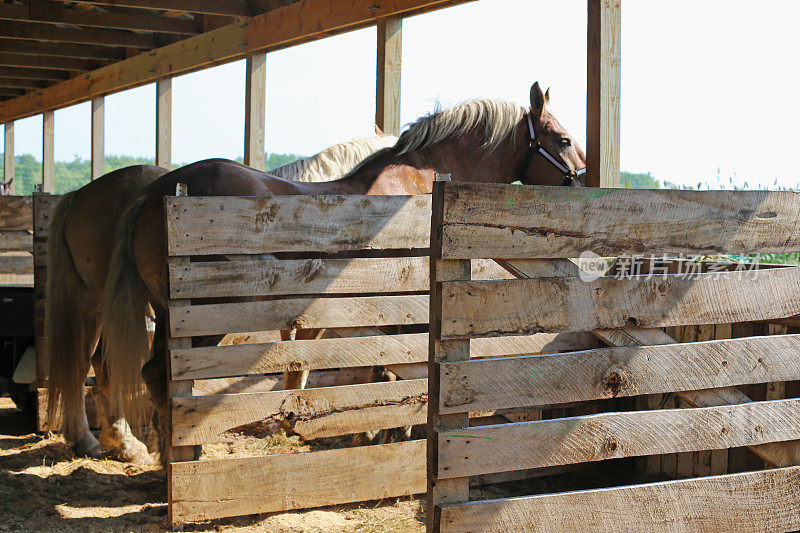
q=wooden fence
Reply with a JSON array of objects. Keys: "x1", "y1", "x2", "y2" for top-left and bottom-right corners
[
  {"x1": 427, "y1": 181, "x2": 800, "y2": 532},
  {"x1": 0, "y1": 195, "x2": 33, "y2": 287},
  {"x1": 162, "y1": 191, "x2": 609, "y2": 525}
]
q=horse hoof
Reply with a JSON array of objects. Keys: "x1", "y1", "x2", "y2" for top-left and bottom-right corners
[
  {"x1": 116, "y1": 438, "x2": 153, "y2": 464},
  {"x1": 72, "y1": 435, "x2": 103, "y2": 458}
]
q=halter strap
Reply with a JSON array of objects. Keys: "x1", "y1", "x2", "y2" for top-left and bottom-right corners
[{"x1": 520, "y1": 108, "x2": 587, "y2": 185}]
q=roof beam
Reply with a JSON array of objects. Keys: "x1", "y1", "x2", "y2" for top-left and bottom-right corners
[
  {"x1": 0, "y1": 0, "x2": 475, "y2": 123},
  {"x1": 0, "y1": 38, "x2": 127, "y2": 60},
  {"x1": 0, "y1": 20, "x2": 157, "y2": 48},
  {"x1": 0, "y1": 89, "x2": 26, "y2": 97},
  {"x1": 63, "y1": 0, "x2": 251, "y2": 17},
  {"x1": 0, "y1": 79, "x2": 50, "y2": 90},
  {"x1": 0, "y1": 2, "x2": 200, "y2": 35},
  {"x1": 0, "y1": 67, "x2": 71, "y2": 81},
  {"x1": 0, "y1": 52, "x2": 104, "y2": 71}
]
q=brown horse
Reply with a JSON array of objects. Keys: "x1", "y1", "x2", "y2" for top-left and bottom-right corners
[
  {"x1": 101, "y1": 82, "x2": 587, "y2": 461},
  {"x1": 0, "y1": 178, "x2": 12, "y2": 195},
  {"x1": 45, "y1": 136, "x2": 399, "y2": 461}
]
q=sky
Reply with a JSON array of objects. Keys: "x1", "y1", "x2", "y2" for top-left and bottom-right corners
[{"x1": 9, "y1": 0, "x2": 800, "y2": 189}]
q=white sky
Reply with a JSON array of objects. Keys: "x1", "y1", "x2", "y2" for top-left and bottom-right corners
[{"x1": 10, "y1": 0, "x2": 800, "y2": 188}]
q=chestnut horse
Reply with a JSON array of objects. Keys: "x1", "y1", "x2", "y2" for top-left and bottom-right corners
[
  {"x1": 45, "y1": 136, "x2": 398, "y2": 462},
  {"x1": 100, "y1": 83, "x2": 587, "y2": 462}
]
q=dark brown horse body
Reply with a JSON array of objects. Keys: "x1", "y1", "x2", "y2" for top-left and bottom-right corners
[
  {"x1": 102, "y1": 83, "x2": 588, "y2": 461},
  {"x1": 46, "y1": 165, "x2": 168, "y2": 461}
]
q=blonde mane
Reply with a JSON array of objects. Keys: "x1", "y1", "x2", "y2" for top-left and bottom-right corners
[
  {"x1": 395, "y1": 99, "x2": 522, "y2": 155},
  {"x1": 270, "y1": 135, "x2": 398, "y2": 183}
]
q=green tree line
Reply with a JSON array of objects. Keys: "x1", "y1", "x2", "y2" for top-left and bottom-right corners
[{"x1": 0, "y1": 153, "x2": 301, "y2": 195}]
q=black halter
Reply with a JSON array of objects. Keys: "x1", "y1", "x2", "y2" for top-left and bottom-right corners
[{"x1": 518, "y1": 109, "x2": 587, "y2": 186}]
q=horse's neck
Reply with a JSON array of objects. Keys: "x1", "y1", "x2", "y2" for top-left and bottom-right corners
[{"x1": 323, "y1": 129, "x2": 526, "y2": 195}]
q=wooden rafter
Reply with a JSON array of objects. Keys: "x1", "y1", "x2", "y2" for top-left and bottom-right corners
[
  {"x1": 0, "y1": 0, "x2": 476, "y2": 123},
  {"x1": 0, "y1": 38, "x2": 127, "y2": 60},
  {"x1": 0, "y1": 78, "x2": 50, "y2": 90},
  {"x1": 0, "y1": 20, "x2": 157, "y2": 48},
  {"x1": 0, "y1": 2, "x2": 200, "y2": 35},
  {"x1": 60, "y1": 0, "x2": 251, "y2": 17},
  {"x1": 0, "y1": 52, "x2": 104, "y2": 71},
  {"x1": 0, "y1": 89, "x2": 25, "y2": 97},
  {"x1": 0, "y1": 67, "x2": 71, "y2": 81}
]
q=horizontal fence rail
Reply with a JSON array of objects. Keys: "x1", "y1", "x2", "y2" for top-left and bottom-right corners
[{"x1": 427, "y1": 182, "x2": 800, "y2": 533}]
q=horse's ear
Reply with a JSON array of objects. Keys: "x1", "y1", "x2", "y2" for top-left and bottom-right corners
[
  {"x1": 545, "y1": 87, "x2": 550, "y2": 104},
  {"x1": 530, "y1": 82, "x2": 546, "y2": 119},
  {"x1": 375, "y1": 124, "x2": 385, "y2": 136}
]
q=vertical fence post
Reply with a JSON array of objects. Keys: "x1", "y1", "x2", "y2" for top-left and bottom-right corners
[
  {"x1": 3, "y1": 122, "x2": 13, "y2": 194},
  {"x1": 586, "y1": 0, "x2": 621, "y2": 188},
  {"x1": 156, "y1": 78, "x2": 172, "y2": 170},
  {"x1": 244, "y1": 52, "x2": 267, "y2": 171},
  {"x1": 91, "y1": 96, "x2": 105, "y2": 180},
  {"x1": 42, "y1": 110, "x2": 54, "y2": 192},
  {"x1": 427, "y1": 181, "x2": 471, "y2": 532},
  {"x1": 376, "y1": 15, "x2": 402, "y2": 136}
]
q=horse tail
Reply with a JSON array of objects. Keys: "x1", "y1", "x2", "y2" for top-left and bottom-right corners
[
  {"x1": 45, "y1": 189, "x2": 92, "y2": 432},
  {"x1": 101, "y1": 193, "x2": 151, "y2": 427}
]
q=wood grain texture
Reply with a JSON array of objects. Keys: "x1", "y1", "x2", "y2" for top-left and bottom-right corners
[
  {"x1": 243, "y1": 52, "x2": 266, "y2": 171},
  {"x1": 586, "y1": 0, "x2": 621, "y2": 188},
  {"x1": 0, "y1": 196, "x2": 31, "y2": 230},
  {"x1": 0, "y1": 230, "x2": 32, "y2": 252},
  {"x1": 32, "y1": 194, "x2": 59, "y2": 239},
  {"x1": 170, "y1": 294, "x2": 428, "y2": 337},
  {"x1": 90, "y1": 96, "x2": 104, "y2": 180},
  {"x1": 439, "y1": 467, "x2": 800, "y2": 533},
  {"x1": 172, "y1": 379, "x2": 428, "y2": 444},
  {"x1": 438, "y1": 182, "x2": 800, "y2": 259},
  {"x1": 438, "y1": 334, "x2": 800, "y2": 414},
  {"x1": 171, "y1": 332, "x2": 428, "y2": 380},
  {"x1": 41, "y1": 110, "x2": 54, "y2": 192},
  {"x1": 438, "y1": 398, "x2": 800, "y2": 478},
  {"x1": 165, "y1": 195, "x2": 431, "y2": 256},
  {"x1": 156, "y1": 78, "x2": 171, "y2": 169},
  {"x1": 0, "y1": 253, "x2": 32, "y2": 275},
  {"x1": 376, "y1": 15, "x2": 402, "y2": 136},
  {"x1": 440, "y1": 268, "x2": 800, "y2": 338},
  {"x1": 169, "y1": 256, "x2": 429, "y2": 299},
  {"x1": 3, "y1": 123, "x2": 12, "y2": 194},
  {"x1": 170, "y1": 439, "x2": 427, "y2": 523}
]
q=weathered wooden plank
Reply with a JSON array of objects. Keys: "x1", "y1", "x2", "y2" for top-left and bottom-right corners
[
  {"x1": 0, "y1": 230, "x2": 32, "y2": 252},
  {"x1": 90, "y1": 96, "x2": 104, "y2": 180},
  {"x1": 3, "y1": 123, "x2": 13, "y2": 195},
  {"x1": 438, "y1": 398, "x2": 800, "y2": 478},
  {"x1": 440, "y1": 268, "x2": 800, "y2": 338},
  {"x1": 171, "y1": 439, "x2": 426, "y2": 523},
  {"x1": 439, "y1": 467, "x2": 800, "y2": 533},
  {"x1": 170, "y1": 294, "x2": 428, "y2": 337},
  {"x1": 172, "y1": 378, "x2": 428, "y2": 445},
  {"x1": 169, "y1": 256, "x2": 429, "y2": 299},
  {"x1": 439, "y1": 182, "x2": 800, "y2": 258},
  {"x1": 42, "y1": 110, "x2": 54, "y2": 193},
  {"x1": 586, "y1": 0, "x2": 621, "y2": 188},
  {"x1": 376, "y1": 15, "x2": 402, "y2": 136},
  {"x1": 472, "y1": 331, "x2": 599, "y2": 357},
  {"x1": 0, "y1": 272, "x2": 33, "y2": 286},
  {"x1": 33, "y1": 193, "x2": 59, "y2": 238},
  {"x1": 165, "y1": 195, "x2": 431, "y2": 256},
  {"x1": 438, "y1": 334, "x2": 800, "y2": 414},
  {"x1": 156, "y1": 78, "x2": 171, "y2": 169},
  {"x1": 171, "y1": 332, "x2": 428, "y2": 380},
  {"x1": 0, "y1": 196, "x2": 32, "y2": 230},
  {"x1": 0, "y1": 253, "x2": 32, "y2": 275},
  {"x1": 243, "y1": 52, "x2": 266, "y2": 171}
]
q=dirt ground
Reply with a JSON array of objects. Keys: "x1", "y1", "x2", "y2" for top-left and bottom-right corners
[{"x1": 0, "y1": 397, "x2": 424, "y2": 533}]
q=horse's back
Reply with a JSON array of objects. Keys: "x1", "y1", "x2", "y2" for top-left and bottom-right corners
[{"x1": 65, "y1": 165, "x2": 168, "y2": 293}]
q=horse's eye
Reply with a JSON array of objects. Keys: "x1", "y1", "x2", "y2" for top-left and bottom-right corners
[{"x1": 560, "y1": 138, "x2": 572, "y2": 148}]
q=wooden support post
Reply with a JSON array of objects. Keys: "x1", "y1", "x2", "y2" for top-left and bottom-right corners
[
  {"x1": 90, "y1": 95, "x2": 105, "y2": 180},
  {"x1": 156, "y1": 78, "x2": 171, "y2": 170},
  {"x1": 243, "y1": 52, "x2": 266, "y2": 171},
  {"x1": 166, "y1": 181, "x2": 198, "y2": 527},
  {"x1": 376, "y1": 15, "x2": 402, "y2": 136},
  {"x1": 586, "y1": 0, "x2": 621, "y2": 188},
  {"x1": 42, "y1": 110, "x2": 54, "y2": 192},
  {"x1": 427, "y1": 181, "x2": 470, "y2": 532},
  {"x1": 3, "y1": 121, "x2": 12, "y2": 194}
]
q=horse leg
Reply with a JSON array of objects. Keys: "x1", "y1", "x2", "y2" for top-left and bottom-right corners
[
  {"x1": 61, "y1": 333, "x2": 102, "y2": 458},
  {"x1": 141, "y1": 311, "x2": 170, "y2": 467},
  {"x1": 91, "y1": 339, "x2": 151, "y2": 463}
]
